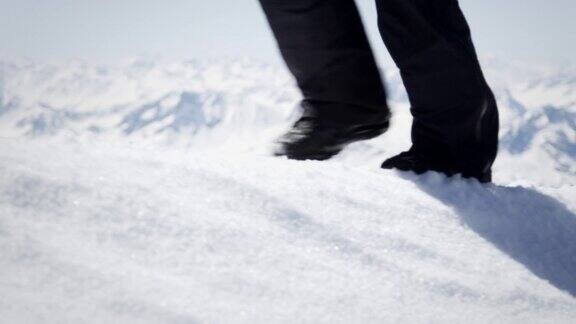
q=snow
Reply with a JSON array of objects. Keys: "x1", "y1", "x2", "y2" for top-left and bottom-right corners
[{"x1": 0, "y1": 58, "x2": 575, "y2": 323}]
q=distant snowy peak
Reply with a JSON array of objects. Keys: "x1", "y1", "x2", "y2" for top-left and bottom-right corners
[
  {"x1": 1, "y1": 58, "x2": 292, "y2": 110},
  {"x1": 517, "y1": 72, "x2": 576, "y2": 110},
  {"x1": 1, "y1": 59, "x2": 299, "y2": 144}
]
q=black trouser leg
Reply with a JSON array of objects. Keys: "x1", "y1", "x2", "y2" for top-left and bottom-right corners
[
  {"x1": 258, "y1": 0, "x2": 389, "y2": 123},
  {"x1": 376, "y1": 0, "x2": 499, "y2": 175}
]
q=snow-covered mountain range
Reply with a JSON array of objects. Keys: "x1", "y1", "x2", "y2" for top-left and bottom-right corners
[{"x1": 1, "y1": 57, "x2": 574, "y2": 186}]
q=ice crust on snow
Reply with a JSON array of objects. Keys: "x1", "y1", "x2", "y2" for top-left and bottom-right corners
[{"x1": 0, "y1": 58, "x2": 575, "y2": 323}]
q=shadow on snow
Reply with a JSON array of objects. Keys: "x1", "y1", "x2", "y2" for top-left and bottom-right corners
[{"x1": 407, "y1": 173, "x2": 576, "y2": 297}]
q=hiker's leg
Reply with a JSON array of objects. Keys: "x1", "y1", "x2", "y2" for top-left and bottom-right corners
[
  {"x1": 376, "y1": 0, "x2": 498, "y2": 175},
  {"x1": 258, "y1": 0, "x2": 388, "y2": 121}
]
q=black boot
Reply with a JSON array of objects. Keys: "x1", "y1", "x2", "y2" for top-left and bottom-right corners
[
  {"x1": 381, "y1": 147, "x2": 492, "y2": 183},
  {"x1": 275, "y1": 100, "x2": 390, "y2": 160}
]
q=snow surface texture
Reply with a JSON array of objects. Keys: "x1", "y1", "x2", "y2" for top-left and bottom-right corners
[{"x1": 0, "y1": 58, "x2": 575, "y2": 323}]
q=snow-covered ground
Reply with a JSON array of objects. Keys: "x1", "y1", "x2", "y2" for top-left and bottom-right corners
[{"x1": 0, "y1": 58, "x2": 575, "y2": 323}]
